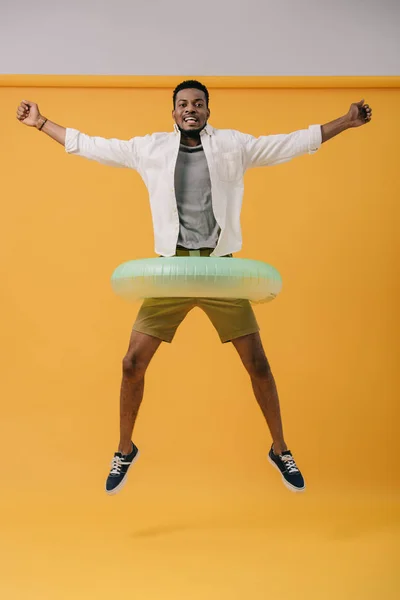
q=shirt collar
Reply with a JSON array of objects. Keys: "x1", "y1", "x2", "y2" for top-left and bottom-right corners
[{"x1": 173, "y1": 123, "x2": 214, "y2": 136}]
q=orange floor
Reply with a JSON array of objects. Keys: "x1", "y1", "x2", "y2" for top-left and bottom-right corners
[{"x1": 2, "y1": 468, "x2": 399, "y2": 599}]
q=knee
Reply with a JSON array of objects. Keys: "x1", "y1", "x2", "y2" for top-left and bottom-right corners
[
  {"x1": 245, "y1": 356, "x2": 272, "y2": 380},
  {"x1": 122, "y1": 352, "x2": 148, "y2": 381}
]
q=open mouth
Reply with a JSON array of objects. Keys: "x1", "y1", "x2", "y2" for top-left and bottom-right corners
[{"x1": 183, "y1": 117, "x2": 198, "y2": 125}]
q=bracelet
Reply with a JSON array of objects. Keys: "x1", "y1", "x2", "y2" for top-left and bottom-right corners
[{"x1": 37, "y1": 117, "x2": 48, "y2": 131}]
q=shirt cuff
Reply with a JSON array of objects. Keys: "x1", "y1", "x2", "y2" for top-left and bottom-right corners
[
  {"x1": 65, "y1": 128, "x2": 80, "y2": 154},
  {"x1": 308, "y1": 124, "x2": 322, "y2": 154}
]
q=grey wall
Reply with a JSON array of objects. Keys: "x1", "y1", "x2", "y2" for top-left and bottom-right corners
[{"x1": 1, "y1": 0, "x2": 399, "y2": 75}]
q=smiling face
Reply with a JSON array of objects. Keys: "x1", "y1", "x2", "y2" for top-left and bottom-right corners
[{"x1": 172, "y1": 88, "x2": 210, "y2": 136}]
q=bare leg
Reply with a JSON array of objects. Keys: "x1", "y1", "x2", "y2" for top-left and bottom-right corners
[
  {"x1": 119, "y1": 330, "x2": 162, "y2": 454},
  {"x1": 231, "y1": 332, "x2": 287, "y2": 455}
]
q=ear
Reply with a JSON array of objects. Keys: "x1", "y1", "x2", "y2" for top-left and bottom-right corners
[{"x1": 207, "y1": 107, "x2": 211, "y2": 120}]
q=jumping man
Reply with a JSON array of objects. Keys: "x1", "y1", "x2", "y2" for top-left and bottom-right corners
[{"x1": 16, "y1": 80, "x2": 372, "y2": 494}]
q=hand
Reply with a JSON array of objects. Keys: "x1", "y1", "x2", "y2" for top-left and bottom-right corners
[
  {"x1": 16, "y1": 100, "x2": 41, "y2": 127},
  {"x1": 346, "y1": 99, "x2": 372, "y2": 128}
]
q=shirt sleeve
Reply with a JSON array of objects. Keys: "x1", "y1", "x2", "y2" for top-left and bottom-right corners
[
  {"x1": 65, "y1": 128, "x2": 139, "y2": 169},
  {"x1": 238, "y1": 125, "x2": 322, "y2": 169}
]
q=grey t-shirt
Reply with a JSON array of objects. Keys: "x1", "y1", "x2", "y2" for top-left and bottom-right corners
[{"x1": 174, "y1": 143, "x2": 220, "y2": 249}]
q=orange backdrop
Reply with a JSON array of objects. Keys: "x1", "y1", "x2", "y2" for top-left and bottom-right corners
[{"x1": 0, "y1": 79, "x2": 398, "y2": 599}]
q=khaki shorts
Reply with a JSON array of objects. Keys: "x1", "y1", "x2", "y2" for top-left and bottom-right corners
[{"x1": 132, "y1": 247, "x2": 260, "y2": 343}]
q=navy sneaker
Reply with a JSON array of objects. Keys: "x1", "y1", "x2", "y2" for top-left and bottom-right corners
[
  {"x1": 268, "y1": 445, "x2": 305, "y2": 492},
  {"x1": 105, "y1": 442, "x2": 139, "y2": 495}
]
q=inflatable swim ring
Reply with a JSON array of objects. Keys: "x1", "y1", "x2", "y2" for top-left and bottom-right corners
[{"x1": 111, "y1": 257, "x2": 282, "y2": 304}]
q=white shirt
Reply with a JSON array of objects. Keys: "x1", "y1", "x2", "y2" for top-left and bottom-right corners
[{"x1": 65, "y1": 123, "x2": 322, "y2": 257}]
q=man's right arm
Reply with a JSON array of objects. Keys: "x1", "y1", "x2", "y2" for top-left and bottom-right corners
[{"x1": 16, "y1": 100, "x2": 138, "y2": 169}]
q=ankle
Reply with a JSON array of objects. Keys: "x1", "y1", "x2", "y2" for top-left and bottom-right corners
[
  {"x1": 118, "y1": 442, "x2": 132, "y2": 455},
  {"x1": 272, "y1": 442, "x2": 287, "y2": 456}
]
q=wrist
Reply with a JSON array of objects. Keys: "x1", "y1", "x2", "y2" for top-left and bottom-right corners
[
  {"x1": 342, "y1": 113, "x2": 353, "y2": 130},
  {"x1": 36, "y1": 115, "x2": 47, "y2": 130}
]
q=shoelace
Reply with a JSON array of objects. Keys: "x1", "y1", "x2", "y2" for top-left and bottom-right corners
[
  {"x1": 280, "y1": 454, "x2": 299, "y2": 474},
  {"x1": 110, "y1": 455, "x2": 123, "y2": 475}
]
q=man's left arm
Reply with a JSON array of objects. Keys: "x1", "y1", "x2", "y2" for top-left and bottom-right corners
[
  {"x1": 321, "y1": 100, "x2": 372, "y2": 143},
  {"x1": 240, "y1": 100, "x2": 372, "y2": 169}
]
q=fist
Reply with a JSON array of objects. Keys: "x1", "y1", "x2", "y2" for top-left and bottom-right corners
[
  {"x1": 346, "y1": 99, "x2": 372, "y2": 128},
  {"x1": 16, "y1": 100, "x2": 41, "y2": 127}
]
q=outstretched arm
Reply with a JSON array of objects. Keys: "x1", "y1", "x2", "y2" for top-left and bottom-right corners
[
  {"x1": 321, "y1": 100, "x2": 372, "y2": 143},
  {"x1": 16, "y1": 100, "x2": 138, "y2": 169},
  {"x1": 240, "y1": 99, "x2": 373, "y2": 169}
]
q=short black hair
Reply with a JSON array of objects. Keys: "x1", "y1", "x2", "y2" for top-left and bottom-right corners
[{"x1": 173, "y1": 80, "x2": 209, "y2": 108}]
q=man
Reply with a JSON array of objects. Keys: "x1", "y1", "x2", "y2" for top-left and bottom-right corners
[{"x1": 16, "y1": 80, "x2": 372, "y2": 495}]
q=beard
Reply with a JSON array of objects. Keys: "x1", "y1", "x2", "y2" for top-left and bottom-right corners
[{"x1": 177, "y1": 122, "x2": 207, "y2": 138}]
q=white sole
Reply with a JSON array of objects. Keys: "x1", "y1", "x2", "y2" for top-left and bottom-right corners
[
  {"x1": 106, "y1": 449, "x2": 140, "y2": 496},
  {"x1": 268, "y1": 454, "x2": 306, "y2": 493}
]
